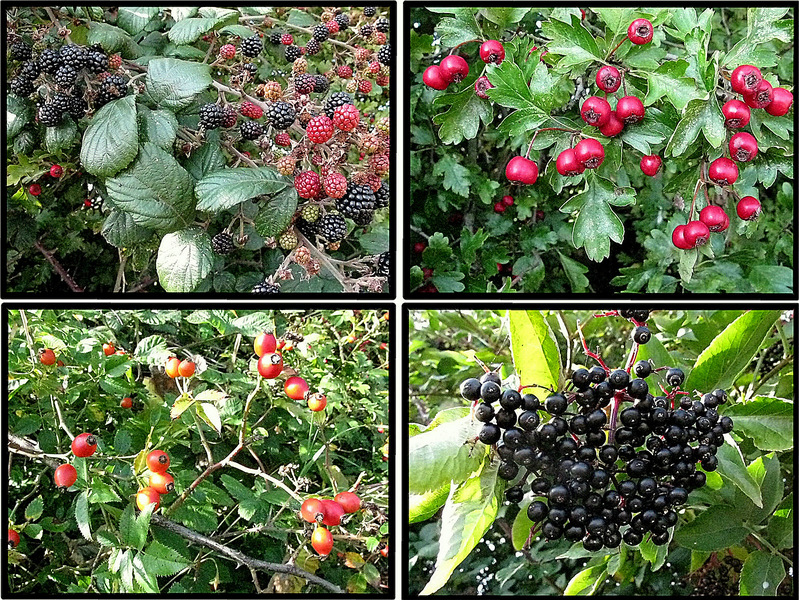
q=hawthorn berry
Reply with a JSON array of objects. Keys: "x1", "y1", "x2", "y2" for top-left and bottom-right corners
[
  {"x1": 730, "y1": 64, "x2": 762, "y2": 95},
  {"x1": 722, "y1": 99, "x2": 751, "y2": 128},
  {"x1": 257, "y1": 352, "x2": 284, "y2": 379},
  {"x1": 627, "y1": 18, "x2": 654, "y2": 45},
  {"x1": 254, "y1": 331, "x2": 277, "y2": 356},
  {"x1": 616, "y1": 96, "x2": 645, "y2": 124},
  {"x1": 54, "y1": 464, "x2": 78, "y2": 489},
  {"x1": 334, "y1": 491, "x2": 362, "y2": 513},
  {"x1": 29, "y1": 184, "x2": 41, "y2": 196},
  {"x1": 494, "y1": 201, "x2": 506, "y2": 213},
  {"x1": 596, "y1": 65, "x2": 621, "y2": 93},
  {"x1": 301, "y1": 498, "x2": 325, "y2": 523},
  {"x1": 765, "y1": 87, "x2": 793, "y2": 116},
  {"x1": 580, "y1": 96, "x2": 612, "y2": 127},
  {"x1": 50, "y1": 164, "x2": 63, "y2": 178},
  {"x1": 672, "y1": 225, "x2": 695, "y2": 249},
  {"x1": 146, "y1": 450, "x2": 170, "y2": 473},
  {"x1": 8, "y1": 529, "x2": 20, "y2": 548},
  {"x1": 308, "y1": 394, "x2": 327, "y2": 411},
  {"x1": 165, "y1": 356, "x2": 181, "y2": 378},
  {"x1": 684, "y1": 220, "x2": 711, "y2": 247},
  {"x1": 479, "y1": 40, "x2": 505, "y2": 64},
  {"x1": 640, "y1": 155, "x2": 662, "y2": 176},
  {"x1": 729, "y1": 132, "x2": 758, "y2": 162},
  {"x1": 39, "y1": 348, "x2": 56, "y2": 365},
  {"x1": 743, "y1": 79, "x2": 773, "y2": 109},
  {"x1": 423, "y1": 64, "x2": 449, "y2": 90},
  {"x1": 285, "y1": 376, "x2": 309, "y2": 400},
  {"x1": 332, "y1": 103, "x2": 360, "y2": 131},
  {"x1": 699, "y1": 205, "x2": 729, "y2": 232},
  {"x1": 136, "y1": 487, "x2": 161, "y2": 511},
  {"x1": 311, "y1": 526, "x2": 334, "y2": 555},
  {"x1": 439, "y1": 54, "x2": 469, "y2": 83},
  {"x1": 474, "y1": 75, "x2": 494, "y2": 99},
  {"x1": 556, "y1": 149, "x2": 586, "y2": 176},
  {"x1": 736, "y1": 196, "x2": 761, "y2": 220},
  {"x1": 599, "y1": 111, "x2": 624, "y2": 137},
  {"x1": 72, "y1": 433, "x2": 97, "y2": 458},
  {"x1": 574, "y1": 138, "x2": 605, "y2": 169},
  {"x1": 295, "y1": 171, "x2": 321, "y2": 198},
  {"x1": 149, "y1": 472, "x2": 174, "y2": 494},
  {"x1": 502, "y1": 195, "x2": 514, "y2": 206},
  {"x1": 708, "y1": 157, "x2": 739, "y2": 185},
  {"x1": 505, "y1": 156, "x2": 539, "y2": 184},
  {"x1": 120, "y1": 397, "x2": 133, "y2": 409}
]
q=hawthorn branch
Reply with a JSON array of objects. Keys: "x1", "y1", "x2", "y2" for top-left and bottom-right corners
[
  {"x1": 149, "y1": 514, "x2": 343, "y2": 593},
  {"x1": 34, "y1": 240, "x2": 83, "y2": 292}
]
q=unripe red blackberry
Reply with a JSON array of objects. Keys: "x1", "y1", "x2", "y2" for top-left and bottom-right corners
[
  {"x1": 324, "y1": 173, "x2": 348, "y2": 198},
  {"x1": 295, "y1": 171, "x2": 321, "y2": 199},
  {"x1": 240, "y1": 101, "x2": 263, "y2": 119},
  {"x1": 219, "y1": 44, "x2": 236, "y2": 60},
  {"x1": 307, "y1": 115, "x2": 334, "y2": 144},
  {"x1": 337, "y1": 65, "x2": 353, "y2": 78},
  {"x1": 333, "y1": 103, "x2": 360, "y2": 131}
]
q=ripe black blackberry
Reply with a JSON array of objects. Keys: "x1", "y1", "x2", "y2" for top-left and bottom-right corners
[
  {"x1": 18, "y1": 60, "x2": 40, "y2": 81},
  {"x1": 334, "y1": 13, "x2": 350, "y2": 29},
  {"x1": 363, "y1": 7, "x2": 377, "y2": 17},
  {"x1": 296, "y1": 217, "x2": 320, "y2": 239},
  {"x1": 59, "y1": 44, "x2": 86, "y2": 69},
  {"x1": 374, "y1": 182, "x2": 389, "y2": 208},
  {"x1": 38, "y1": 49, "x2": 61, "y2": 74},
  {"x1": 212, "y1": 232, "x2": 235, "y2": 254},
  {"x1": 243, "y1": 62, "x2": 258, "y2": 75},
  {"x1": 376, "y1": 252, "x2": 389, "y2": 278},
  {"x1": 51, "y1": 92, "x2": 73, "y2": 114},
  {"x1": 85, "y1": 50, "x2": 109, "y2": 73},
  {"x1": 37, "y1": 103, "x2": 62, "y2": 127},
  {"x1": 252, "y1": 281, "x2": 280, "y2": 294},
  {"x1": 10, "y1": 42, "x2": 32, "y2": 61},
  {"x1": 312, "y1": 24, "x2": 329, "y2": 42},
  {"x1": 269, "y1": 31, "x2": 282, "y2": 45},
  {"x1": 306, "y1": 38, "x2": 321, "y2": 55},
  {"x1": 337, "y1": 183, "x2": 376, "y2": 225},
  {"x1": 267, "y1": 101, "x2": 295, "y2": 129},
  {"x1": 199, "y1": 103, "x2": 225, "y2": 129},
  {"x1": 313, "y1": 75, "x2": 329, "y2": 94},
  {"x1": 375, "y1": 17, "x2": 389, "y2": 32},
  {"x1": 360, "y1": 24, "x2": 373, "y2": 37},
  {"x1": 323, "y1": 91, "x2": 353, "y2": 118},
  {"x1": 295, "y1": 73, "x2": 316, "y2": 94},
  {"x1": 240, "y1": 120, "x2": 264, "y2": 140},
  {"x1": 95, "y1": 74, "x2": 128, "y2": 107},
  {"x1": 318, "y1": 213, "x2": 347, "y2": 242},
  {"x1": 54, "y1": 65, "x2": 78, "y2": 87},
  {"x1": 284, "y1": 45, "x2": 301, "y2": 62},
  {"x1": 377, "y1": 43, "x2": 390, "y2": 65},
  {"x1": 10, "y1": 77, "x2": 34, "y2": 96},
  {"x1": 241, "y1": 35, "x2": 263, "y2": 58},
  {"x1": 68, "y1": 95, "x2": 88, "y2": 119}
]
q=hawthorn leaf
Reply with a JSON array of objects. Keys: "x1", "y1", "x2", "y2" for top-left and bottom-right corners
[
  {"x1": 644, "y1": 60, "x2": 706, "y2": 110},
  {"x1": 666, "y1": 96, "x2": 725, "y2": 157},
  {"x1": 433, "y1": 85, "x2": 493, "y2": 145}
]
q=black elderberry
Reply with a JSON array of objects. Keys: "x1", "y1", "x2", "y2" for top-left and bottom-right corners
[
  {"x1": 615, "y1": 509, "x2": 632, "y2": 524},
  {"x1": 527, "y1": 500, "x2": 548, "y2": 521},
  {"x1": 518, "y1": 410, "x2": 540, "y2": 431},
  {"x1": 605, "y1": 531, "x2": 622, "y2": 548},
  {"x1": 583, "y1": 535, "x2": 604, "y2": 551},
  {"x1": 544, "y1": 393, "x2": 567, "y2": 415},
  {"x1": 599, "y1": 445, "x2": 618, "y2": 464},
  {"x1": 548, "y1": 485, "x2": 570, "y2": 506},
  {"x1": 590, "y1": 469, "x2": 609, "y2": 489},
  {"x1": 480, "y1": 372, "x2": 501, "y2": 385},
  {"x1": 480, "y1": 381, "x2": 501, "y2": 402},
  {"x1": 632, "y1": 309, "x2": 650, "y2": 322},
  {"x1": 668, "y1": 487, "x2": 688, "y2": 505},
  {"x1": 584, "y1": 431, "x2": 605, "y2": 447},
  {"x1": 569, "y1": 415, "x2": 588, "y2": 434},
  {"x1": 620, "y1": 407, "x2": 642, "y2": 427},
  {"x1": 626, "y1": 459, "x2": 647, "y2": 477},
  {"x1": 633, "y1": 360, "x2": 652, "y2": 378},
  {"x1": 572, "y1": 368, "x2": 591, "y2": 388},
  {"x1": 575, "y1": 388, "x2": 595, "y2": 407},
  {"x1": 701, "y1": 455, "x2": 718, "y2": 471},
  {"x1": 637, "y1": 477, "x2": 657, "y2": 496},
  {"x1": 538, "y1": 423, "x2": 557, "y2": 444},
  {"x1": 500, "y1": 389, "x2": 522, "y2": 410},
  {"x1": 712, "y1": 389, "x2": 728, "y2": 404},
  {"x1": 570, "y1": 462, "x2": 592, "y2": 481},
  {"x1": 617, "y1": 479, "x2": 637, "y2": 496},
  {"x1": 608, "y1": 369, "x2": 630, "y2": 389},
  {"x1": 632, "y1": 326, "x2": 651, "y2": 344},
  {"x1": 603, "y1": 489, "x2": 621, "y2": 508},
  {"x1": 478, "y1": 423, "x2": 501, "y2": 445},
  {"x1": 474, "y1": 403, "x2": 494, "y2": 422},
  {"x1": 541, "y1": 521, "x2": 563, "y2": 540},
  {"x1": 577, "y1": 447, "x2": 597, "y2": 462},
  {"x1": 651, "y1": 531, "x2": 670, "y2": 545},
  {"x1": 623, "y1": 529, "x2": 642, "y2": 545},
  {"x1": 514, "y1": 447, "x2": 536, "y2": 467},
  {"x1": 548, "y1": 507, "x2": 568, "y2": 525},
  {"x1": 719, "y1": 416, "x2": 733, "y2": 433},
  {"x1": 569, "y1": 480, "x2": 590, "y2": 499},
  {"x1": 502, "y1": 428, "x2": 525, "y2": 449},
  {"x1": 460, "y1": 378, "x2": 481, "y2": 400},
  {"x1": 496, "y1": 443, "x2": 514, "y2": 461},
  {"x1": 586, "y1": 517, "x2": 606, "y2": 536},
  {"x1": 558, "y1": 437, "x2": 578, "y2": 455},
  {"x1": 665, "y1": 368, "x2": 685, "y2": 387},
  {"x1": 585, "y1": 409, "x2": 607, "y2": 430},
  {"x1": 498, "y1": 461, "x2": 519, "y2": 480},
  {"x1": 496, "y1": 406, "x2": 518, "y2": 428},
  {"x1": 564, "y1": 525, "x2": 585, "y2": 541},
  {"x1": 531, "y1": 478, "x2": 550, "y2": 494},
  {"x1": 505, "y1": 486, "x2": 524, "y2": 503}
]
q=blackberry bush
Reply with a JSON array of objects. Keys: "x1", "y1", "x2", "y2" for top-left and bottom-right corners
[{"x1": 6, "y1": 5, "x2": 391, "y2": 294}]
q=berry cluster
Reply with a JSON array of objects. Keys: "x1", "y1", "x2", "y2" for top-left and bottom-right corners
[
  {"x1": 688, "y1": 555, "x2": 743, "y2": 596},
  {"x1": 461, "y1": 310, "x2": 733, "y2": 551},
  {"x1": 300, "y1": 491, "x2": 362, "y2": 556}
]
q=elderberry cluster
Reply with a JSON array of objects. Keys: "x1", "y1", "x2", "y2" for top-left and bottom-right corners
[{"x1": 461, "y1": 310, "x2": 733, "y2": 551}]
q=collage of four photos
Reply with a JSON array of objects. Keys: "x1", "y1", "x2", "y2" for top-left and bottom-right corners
[{"x1": 3, "y1": 2, "x2": 797, "y2": 598}]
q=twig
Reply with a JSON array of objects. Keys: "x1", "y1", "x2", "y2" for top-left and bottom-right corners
[
  {"x1": 239, "y1": 15, "x2": 359, "y2": 53},
  {"x1": 34, "y1": 241, "x2": 83, "y2": 292}
]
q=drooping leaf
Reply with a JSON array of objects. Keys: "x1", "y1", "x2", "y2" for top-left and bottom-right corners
[{"x1": 80, "y1": 96, "x2": 139, "y2": 177}]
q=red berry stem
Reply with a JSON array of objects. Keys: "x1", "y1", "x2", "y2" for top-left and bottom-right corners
[
  {"x1": 608, "y1": 37, "x2": 628, "y2": 60},
  {"x1": 688, "y1": 178, "x2": 703, "y2": 221},
  {"x1": 576, "y1": 319, "x2": 611, "y2": 374},
  {"x1": 447, "y1": 39, "x2": 482, "y2": 54}
]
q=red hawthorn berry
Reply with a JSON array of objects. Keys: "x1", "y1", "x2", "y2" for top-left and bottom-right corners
[
  {"x1": 765, "y1": 87, "x2": 793, "y2": 116},
  {"x1": 323, "y1": 172, "x2": 348, "y2": 198},
  {"x1": 672, "y1": 224, "x2": 693, "y2": 250},
  {"x1": 474, "y1": 75, "x2": 494, "y2": 99},
  {"x1": 422, "y1": 267, "x2": 433, "y2": 279},
  {"x1": 494, "y1": 201, "x2": 506, "y2": 213},
  {"x1": 275, "y1": 132, "x2": 291, "y2": 147},
  {"x1": 616, "y1": 96, "x2": 645, "y2": 124},
  {"x1": 505, "y1": 156, "x2": 539, "y2": 184},
  {"x1": 281, "y1": 33, "x2": 294, "y2": 45},
  {"x1": 332, "y1": 104, "x2": 360, "y2": 131},
  {"x1": 628, "y1": 18, "x2": 654, "y2": 45},
  {"x1": 640, "y1": 155, "x2": 662, "y2": 176},
  {"x1": 722, "y1": 99, "x2": 751, "y2": 128},
  {"x1": 294, "y1": 171, "x2": 321, "y2": 198},
  {"x1": 479, "y1": 40, "x2": 505, "y2": 65},
  {"x1": 29, "y1": 183, "x2": 42, "y2": 196},
  {"x1": 306, "y1": 115, "x2": 334, "y2": 143},
  {"x1": 580, "y1": 96, "x2": 612, "y2": 127},
  {"x1": 50, "y1": 164, "x2": 63, "y2": 178},
  {"x1": 358, "y1": 79, "x2": 372, "y2": 94},
  {"x1": 708, "y1": 157, "x2": 739, "y2": 186},
  {"x1": 730, "y1": 64, "x2": 763, "y2": 95},
  {"x1": 337, "y1": 65, "x2": 353, "y2": 78},
  {"x1": 683, "y1": 220, "x2": 710, "y2": 247},
  {"x1": 502, "y1": 195, "x2": 514, "y2": 207},
  {"x1": 574, "y1": 138, "x2": 605, "y2": 169},
  {"x1": 736, "y1": 196, "x2": 761, "y2": 220},
  {"x1": 413, "y1": 242, "x2": 427, "y2": 253},
  {"x1": 423, "y1": 64, "x2": 448, "y2": 89},
  {"x1": 599, "y1": 111, "x2": 625, "y2": 137},
  {"x1": 743, "y1": 79, "x2": 773, "y2": 109},
  {"x1": 729, "y1": 132, "x2": 758, "y2": 162},
  {"x1": 219, "y1": 44, "x2": 236, "y2": 60},
  {"x1": 699, "y1": 205, "x2": 729, "y2": 232},
  {"x1": 439, "y1": 55, "x2": 469, "y2": 83},
  {"x1": 240, "y1": 101, "x2": 263, "y2": 119},
  {"x1": 556, "y1": 148, "x2": 586, "y2": 176},
  {"x1": 596, "y1": 65, "x2": 621, "y2": 93}
]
